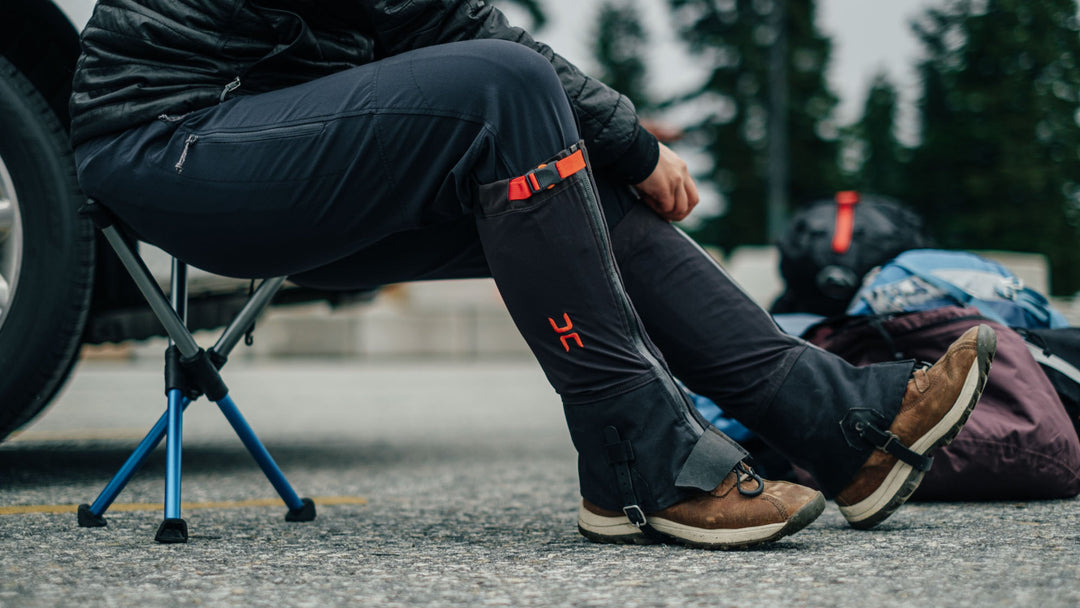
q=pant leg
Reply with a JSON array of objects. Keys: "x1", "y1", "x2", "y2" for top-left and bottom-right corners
[
  {"x1": 75, "y1": 40, "x2": 743, "y2": 512},
  {"x1": 290, "y1": 218, "x2": 490, "y2": 291},
  {"x1": 610, "y1": 202, "x2": 914, "y2": 496},
  {"x1": 289, "y1": 170, "x2": 635, "y2": 291},
  {"x1": 473, "y1": 144, "x2": 745, "y2": 511},
  {"x1": 75, "y1": 39, "x2": 580, "y2": 278}
]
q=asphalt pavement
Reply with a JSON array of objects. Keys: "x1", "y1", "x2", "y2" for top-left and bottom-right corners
[{"x1": 1, "y1": 358, "x2": 1078, "y2": 607}]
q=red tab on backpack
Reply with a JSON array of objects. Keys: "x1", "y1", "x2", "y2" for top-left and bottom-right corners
[{"x1": 832, "y1": 191, "x2": 860, "y2": 254}]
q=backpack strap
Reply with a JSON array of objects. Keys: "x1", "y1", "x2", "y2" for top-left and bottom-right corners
[{"x1": 1026, "y1": 343, "x2": 1080, "y2": 385}]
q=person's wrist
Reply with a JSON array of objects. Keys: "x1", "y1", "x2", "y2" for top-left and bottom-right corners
[{"x1": 612, "y1": 125, "x2": 659, "y2": 185}]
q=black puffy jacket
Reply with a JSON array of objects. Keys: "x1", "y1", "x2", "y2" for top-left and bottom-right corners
[{"x1": 69, "y1": 0, "x2": 658, "y2": 183}]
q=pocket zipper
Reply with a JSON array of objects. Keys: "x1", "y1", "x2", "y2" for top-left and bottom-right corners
[
  {"x1": 173, "y1": 123, "x2": 324, "y2": 174},
  {"x1": 175, "y1": 135, "x2": 198, "y2": 174}
]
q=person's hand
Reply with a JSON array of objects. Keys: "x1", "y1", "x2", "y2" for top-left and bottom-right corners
[{"x1": 633, "y1": 143, "x2": 699, "y2": 222}]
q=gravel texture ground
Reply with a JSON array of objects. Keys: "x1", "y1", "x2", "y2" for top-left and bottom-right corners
[{"x1": 2, "y1": 359, "x2": 1077, "y2": 607}]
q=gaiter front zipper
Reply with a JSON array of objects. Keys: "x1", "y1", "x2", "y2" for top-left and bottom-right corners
[{"x1": 572, "y1": 146, "x2": 706, "y2": 436}]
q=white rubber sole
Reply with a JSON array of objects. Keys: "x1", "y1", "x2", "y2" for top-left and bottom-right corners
[
  {"x1": 839, "y1": 325, "x2": 995, "y2": 528},
  {"x1": 577, "y1": 492, "x2": 826, "y2": 550}
]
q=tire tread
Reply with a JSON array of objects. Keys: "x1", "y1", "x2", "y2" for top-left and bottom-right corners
[{"x1": 0, "y1": 55, "x2": 95, "y2": 440}]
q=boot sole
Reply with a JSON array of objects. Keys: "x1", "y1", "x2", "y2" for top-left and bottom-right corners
[
  {"x1": 840, "y1": 324, "x2": 997, "y2": 529},
  {"x1": 577, "y1": 492, "x2": 826, "y2": 550}
]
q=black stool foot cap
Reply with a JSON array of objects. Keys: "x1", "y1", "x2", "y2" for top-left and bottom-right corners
[
  {"x1": 77, "y1": 504, "x2": 107, "y2": 528},
  {"x1": 155, "y1": 518, "x2": 189, "y2": 544},
  {"x1": 285, "y1": 498, "x2": 316, "y2": 522}
]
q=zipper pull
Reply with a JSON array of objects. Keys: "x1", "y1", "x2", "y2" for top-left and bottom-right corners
[
  {"x1": 175, "y1": 135, "x2": 198, "y2": 174},
  {"x1": 220, "y1": 76, "x2": 241, "y2": 102}
]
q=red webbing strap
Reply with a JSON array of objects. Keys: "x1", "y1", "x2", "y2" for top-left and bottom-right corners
[
  {"x1": 832, "y1": 190, "x2": 860, "y2": 254},
  {"x1": 507, "y1": 177, "x2": 532, "y2": 202},
  {"x1": 554, "y1": 149, "x2": 587, "y2": 178},
  {"x1": 508, "y1": 150, "x2": 587, "y2": 201}
]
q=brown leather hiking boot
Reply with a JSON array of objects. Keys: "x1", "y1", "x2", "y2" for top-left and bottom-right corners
[
  {"x1": 836, "y1": 324, "x2": 997, "y2": 529},
  {"x1": 577, "y1": 464, "x2": 825, "y2": 549}
]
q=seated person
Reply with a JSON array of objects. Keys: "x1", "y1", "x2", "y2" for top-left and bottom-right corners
[{"x1": 69, "y1": 0, "x2": 996, "y2": 549}]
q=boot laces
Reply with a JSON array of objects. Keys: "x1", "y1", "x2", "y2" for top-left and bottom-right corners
[{"x1": 734, "y1": 462, "x2": 765, "y2": 497}]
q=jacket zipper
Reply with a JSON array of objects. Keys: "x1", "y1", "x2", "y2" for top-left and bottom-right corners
[
  {"x1": 220, "y1": 76, "x2": 242, "y2": 102},
  {"x1": 175, "y1": 135, "x2": 198, "y2": 173}
]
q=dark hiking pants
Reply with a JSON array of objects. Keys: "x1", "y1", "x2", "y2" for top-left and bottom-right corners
[{"x1": 75, "y1": 40, "x2": 910, "y2": 512}]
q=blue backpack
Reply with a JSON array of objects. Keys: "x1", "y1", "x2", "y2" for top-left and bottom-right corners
[{"x1": 847, "y1": 249, "x2": 1069, "y2": 329}]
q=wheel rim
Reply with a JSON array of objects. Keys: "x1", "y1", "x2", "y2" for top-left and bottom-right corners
[{"x1": 0, "y1": 154, "x2": 23, "y2": 332}]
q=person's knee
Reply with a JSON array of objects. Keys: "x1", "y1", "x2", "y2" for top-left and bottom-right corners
[
  {"x1": 443, "y1": 40, "x2": 574, "y2": 137},
  {"x1": 455, "y1": 40, "x2": 560, "y2": 90},
  {"x1": 477, "y1": 40, "x2": 562, "y2": 96},
  {"x1": 398, "y1": 40, "x2": 578, "y2": 179}
]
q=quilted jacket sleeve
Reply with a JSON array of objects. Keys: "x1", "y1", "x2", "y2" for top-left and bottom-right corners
[{"x1": 359, "y1": 0, "x2": 658, "y2": 183}]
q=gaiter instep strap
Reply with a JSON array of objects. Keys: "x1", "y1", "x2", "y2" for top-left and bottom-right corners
[
  {"x1": 602, "y1": 426, "x2": 669, "y2": 542},
  {"x1": 854, "y1": 420, "x2": 934, "y2": 472}
]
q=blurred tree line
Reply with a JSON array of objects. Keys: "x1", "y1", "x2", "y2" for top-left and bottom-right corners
[
  {"x1": 902, "y1": 0, "x2": 1080, "y2": 296},
  {"x1": 498, "y1": 0, "x2": 1080, "y2": 295}
]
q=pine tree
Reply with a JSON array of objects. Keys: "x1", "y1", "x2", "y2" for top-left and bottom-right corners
[
  {"x1": 666, "y1": 0, "x2": 841, "y2": 249},
  {"x1": 592, "y1": 0, "x2": 652, "y2": 111},
  {"x1": 908, "y1": 0, "x2": 1080, "y2": 294},
  {"x1": 849, "y1": 73, "x2": 909, "y2": 197}
]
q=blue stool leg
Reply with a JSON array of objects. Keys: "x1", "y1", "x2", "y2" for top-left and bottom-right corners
[
  {"x1": 163, "y1": 388, "x2": 185, "y2": 519},
  {"x1": 154, "y1": 388, "x2": 189, "y2": 543},
  {"x1": 77, "y1": 396, "x2": 192, "y2": 528},
  {"x1": 215, "y1": 394, "x2": 315, "y2": 521}
]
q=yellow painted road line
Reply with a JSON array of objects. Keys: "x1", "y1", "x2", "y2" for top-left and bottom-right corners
[
  {"x1": 0, "y1": 496, "x2": 366, "y2": 516},
  {"x1": 6, "y1": 429, "x2": 156, "y2": 442}
]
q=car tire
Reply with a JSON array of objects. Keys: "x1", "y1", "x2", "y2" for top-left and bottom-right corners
[{"x1": 0, "y1": 56, "x2": 95, "y2": 441}]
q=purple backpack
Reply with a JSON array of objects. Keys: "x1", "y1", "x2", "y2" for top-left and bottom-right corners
[{"x1": 804, "y1": 306, "x2": 1080, "y2": 500}]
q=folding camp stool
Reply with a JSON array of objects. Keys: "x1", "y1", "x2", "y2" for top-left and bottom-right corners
[{"x1": 76, "y1": 199, "x2": 315, "y2": 543}]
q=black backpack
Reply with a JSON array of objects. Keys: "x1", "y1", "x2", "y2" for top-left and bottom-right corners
[
  {"x1": 772, "y1": 192, "x2": 931, "y2": 316},
  {"x1": 1016, "y1": 327, "x2": 1080, "y2": 440}
]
